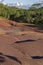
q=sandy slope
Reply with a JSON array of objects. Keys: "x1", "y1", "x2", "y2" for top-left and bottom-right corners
[{"x1": 0, "y1": 19, "x2": 43, "y2": 65}]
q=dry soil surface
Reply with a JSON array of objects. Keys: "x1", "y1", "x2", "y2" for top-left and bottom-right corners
[{"x1": 0, "y1": 19, "x2": 43, "y2": 65}]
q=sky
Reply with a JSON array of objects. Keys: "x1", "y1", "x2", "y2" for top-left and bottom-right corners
[{"x1": 0, "y1": 0, "x2": 43, "y2": 5}]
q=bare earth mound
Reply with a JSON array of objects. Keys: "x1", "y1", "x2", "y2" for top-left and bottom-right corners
[{"x1": 0, "y1": 19, "x2": 43, "y2": 65}]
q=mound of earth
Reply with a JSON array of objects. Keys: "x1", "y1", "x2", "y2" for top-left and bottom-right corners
[{"x1": 0, "y1": 19, "x2": 43, "y2": 65}]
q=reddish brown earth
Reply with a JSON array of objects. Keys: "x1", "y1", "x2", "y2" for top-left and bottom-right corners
[{"x1": 0, "y1": 19, "x2": 43, "y2": 65}]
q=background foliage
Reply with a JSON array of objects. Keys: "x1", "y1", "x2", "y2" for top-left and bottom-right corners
[{"x1": 0, "y1": 3, "x2": 43, "y2": 28}]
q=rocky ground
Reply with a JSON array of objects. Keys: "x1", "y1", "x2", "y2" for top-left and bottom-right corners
[{"x1": 0, "y1": 19, "x2": 43, "y2": 65}]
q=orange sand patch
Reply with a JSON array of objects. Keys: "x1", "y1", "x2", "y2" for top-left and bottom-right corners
[{"x1": 0, "y1": 29, "x2": 6, "y2": 34}]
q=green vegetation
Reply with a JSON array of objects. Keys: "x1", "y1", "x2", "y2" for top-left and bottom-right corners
[{"x1": 0, "y1": 3, "x2": 43, "y2": 28}]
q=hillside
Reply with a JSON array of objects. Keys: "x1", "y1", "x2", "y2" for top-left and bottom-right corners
[{"x1": 30, "y1": 2, "x2": 43, "y2": 8}]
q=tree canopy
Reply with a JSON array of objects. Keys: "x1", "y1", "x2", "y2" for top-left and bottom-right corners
[{"x1": 0, "y1": 3, "x2": 43, "y2": 28}]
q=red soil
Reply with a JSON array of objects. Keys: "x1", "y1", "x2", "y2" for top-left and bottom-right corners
[{"x1": 0, "y1": 19, "x2": 43, "y2": 65}]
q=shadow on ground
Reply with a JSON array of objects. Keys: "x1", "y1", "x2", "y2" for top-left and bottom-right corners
[
  {"x1": 0, "y1": 56, "x2": 5, "y2": 63},
  {"x1": 15, "y1": 39, "x2": 36, "y2": 44},
  {"x1": 31, "y1": 56, "x2": 43, "y2": 59},
  {"x1": 5, "y1": 55, "x2": 22, "y2": 64},
  {"x1": 0, "y1": 52, "x2": 5, "y2": 63},
  {"x1": 0, "y1": 52, "x2": 22, "y2": 64}
]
